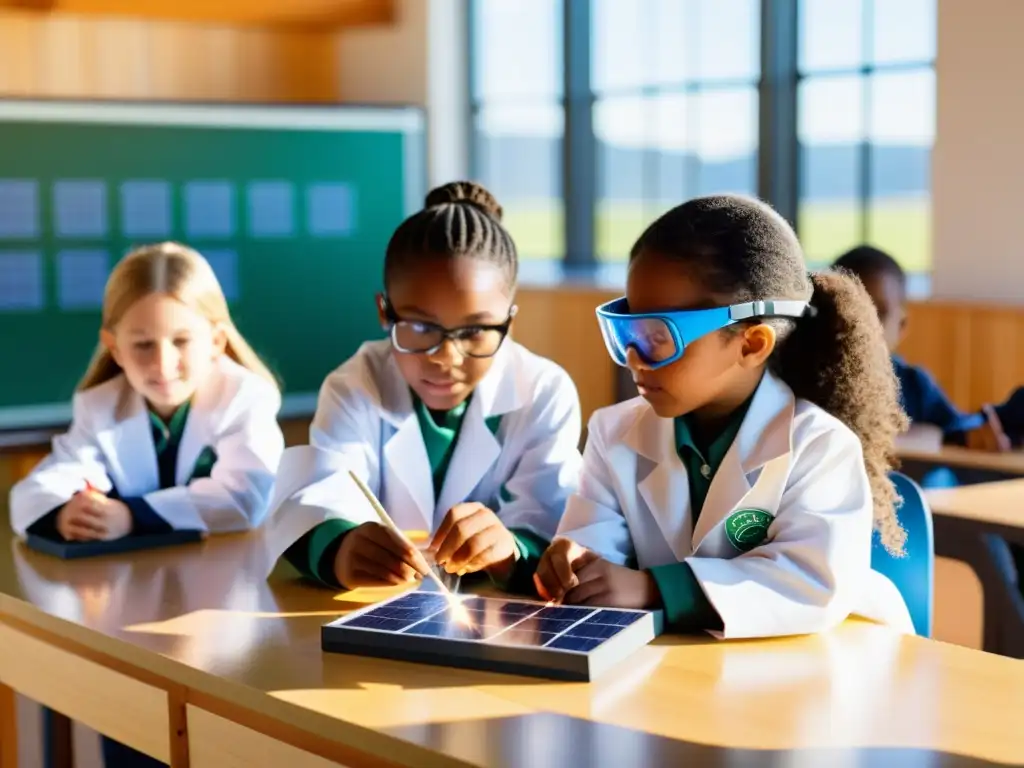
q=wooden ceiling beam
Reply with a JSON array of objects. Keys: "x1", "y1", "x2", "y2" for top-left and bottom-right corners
[{"x1": 0, "y1": 0, "x2": 393, "y2": 29}]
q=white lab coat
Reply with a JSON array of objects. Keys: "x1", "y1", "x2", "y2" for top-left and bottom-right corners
[
  {"x1": 9, "y1": 356, "x2": 285, "y2": 536},
  {"x1": 557, "y1": 370, "x2": 914, "y2": 639},
  {"x1": 264, "y1": 339, "x2": 582, "y2": 567}
]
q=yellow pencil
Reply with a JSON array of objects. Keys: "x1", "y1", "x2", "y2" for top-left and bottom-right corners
[{"x1": 346, "y1": 470, "x2": 457, "y2": 599}]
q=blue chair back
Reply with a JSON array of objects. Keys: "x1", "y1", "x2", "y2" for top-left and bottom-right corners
[{"x1": 871, "y1": 472, "x2": 934, "y2": 637}]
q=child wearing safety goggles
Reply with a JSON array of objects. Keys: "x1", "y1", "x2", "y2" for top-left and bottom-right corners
[
  {"x1": 535, "y1": 195, "x2": 915, "y2": 639},
  {"x1": 266, "y1": 181, "x2": 582, "y2": 594}
]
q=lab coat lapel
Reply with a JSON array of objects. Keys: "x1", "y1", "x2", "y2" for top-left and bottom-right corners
[
  {"x1": 379, "y1": 355, "x2": 434, "y2": 530},
  {"x1": 97, "y1": 382, "x2": 158, "y2": 498},
  {"x1": 435, "y1": 344, "x2": 520, "y2": 521},
  {"x1": 175, "y1": 364, "x2": 222, "y2": 486},
  {"x1": 628, "y1": 408, "x2": 695, "y2": 561},
  {"x1": 692, "y1": 371, "x2": 795, "y2": 550}
]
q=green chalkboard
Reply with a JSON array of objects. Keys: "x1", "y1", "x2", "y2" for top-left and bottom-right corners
[{"x1": 0, "y1": 99, "x2": 424, "y2": 430}]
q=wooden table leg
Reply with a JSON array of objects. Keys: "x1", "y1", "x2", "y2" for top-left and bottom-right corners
[
  {"x1": 0, "y1": 684, "x2": 17, "y2": 768},
  {"x1": 43, "y1": 706, "x2": 73, "y2": 768}
]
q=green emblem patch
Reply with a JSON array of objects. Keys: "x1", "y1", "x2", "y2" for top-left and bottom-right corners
[{"x1": 724, "y1": 508, "x2": 773, "y2": 552}]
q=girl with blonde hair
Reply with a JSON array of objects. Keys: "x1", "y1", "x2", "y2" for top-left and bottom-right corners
[{"x1": 11, "y1": 241, "x2": 284, "y2": 541}]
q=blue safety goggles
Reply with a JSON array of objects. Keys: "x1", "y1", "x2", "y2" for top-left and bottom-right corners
[{"x1": 596, "y1": 297, "x2": 812, "y2": 369}]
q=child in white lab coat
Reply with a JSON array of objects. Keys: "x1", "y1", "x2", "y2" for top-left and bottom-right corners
[
  {"x1": 11, "y1": 241, "x2": 284, "y2": 540},
  {"x1": 9, "y1": 242, "x2": 284, "y2": 767},
  {"x1": 268, "y1": 181, "x2": 581, "y2": 593},
  {"x1": 536, "y1": 195, "x2": 914, "y2": 639}
]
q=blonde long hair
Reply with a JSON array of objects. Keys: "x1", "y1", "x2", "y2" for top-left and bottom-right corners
[{"x1": 78, "y1": 242, "x2": 279, "y2": 392}]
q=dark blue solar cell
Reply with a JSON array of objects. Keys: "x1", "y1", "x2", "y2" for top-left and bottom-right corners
[
  {"x1": 546, "y1": 635, "x2": 604, "y2": 653},
  {"x1": 516, "y1": 617, "x2": 578, "y2": 635},
  {"x1": 535, "y1": 606, "x2": 594, "y2": 622},
  {"x1": 391, "y1": 592, "x2": 449, "y2": 611},
  {"x1": 403, "y1": 620, "x2": 487, "y2": 640},
  {"x1": 587, "y1": 610, "x2": 644, "y2": 627},
  {"x1": 344, "y1": 614, "x2": 410, "y2": 632},
  {"x1": 565, "y1": 622, "x2": 623, "y2": 640},
  {"x1": 491, "y1": 629, "x2": 559, "y2": 647},
  {"x1": 496, "y1": 601, "x2": 543, "y2": 617},
  {"x1": 363, "y1": 606, "x2": 442, "y2": 622}
]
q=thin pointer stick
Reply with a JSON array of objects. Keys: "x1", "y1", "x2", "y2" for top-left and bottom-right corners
[{"x1": 347, "y1": 470, "x2": 457, "y2": 599}]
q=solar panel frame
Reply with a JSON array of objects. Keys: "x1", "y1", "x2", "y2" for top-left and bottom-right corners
[{"x1": 321, "y1": 589, "x2": 665, "y2": 681}]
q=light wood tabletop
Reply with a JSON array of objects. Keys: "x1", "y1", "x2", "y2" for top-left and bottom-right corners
[
  {"x1": 898, "y1": 444, "x2": 1024, "y2": 477},
  {"x1": 1, "y1": 524, "x2": 1024, "y2": 766},
  {"x1": 926, "y1": 478, "x2": 1024, "y2": 530}
]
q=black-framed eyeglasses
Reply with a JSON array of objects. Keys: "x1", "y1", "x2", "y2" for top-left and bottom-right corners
[{"x1": 382, "y1": 299, "x2": 517, "y2": 358}]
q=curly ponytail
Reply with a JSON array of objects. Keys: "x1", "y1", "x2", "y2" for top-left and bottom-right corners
[
  {"x1": 630, "y1": 194, "x2": 907, "y2": 555},
  {"x1": 771, "y1": 271, "x2": 908, "y2": 554}
]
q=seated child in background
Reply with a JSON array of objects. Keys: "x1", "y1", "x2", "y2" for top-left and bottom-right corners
[
  {"x1": 266, "y1": 181, "x2": 581, "y2": 594},
  {"x1": 832, "y1": 246, "x2": 1010, "y2": 452},
  {"x1": 534, "y1": 195, "x2": 913, "y2": 639},
  {"x1": 992, "y1": 387, "x2": 1024, "y2": 447},
  {"x1": 10, "y1": 242, "x2": 284, "y2": 540},
  {"x1": 9, "y1": 242, "x2": 285, "y2": 768}
]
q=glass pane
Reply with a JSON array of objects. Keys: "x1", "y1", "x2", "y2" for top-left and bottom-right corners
[
  {"x1": 594, "y1": 96, "x2": 653, "y2": 262},
  {"x1": 694, "y1": 87, "x2": 758, "y2": 197},
  {"x1": 797, "y1": 76, "x2": 865, "y2": 264},
  {"x1": 871, "y1": 0, "x2": 936, "y2": 66},
  {"x1": 867, "y1": 69, "x2": 934, "y2": 273},
  {"x1": 474, "y1": 104, "x2": 564, "y2": 261},
  {"x1": 695, "y1": 0, "x2": 760, "y2": 82},
  {"x1": 650, "y1": 93, "x2": 689, "y2": 221},
  {"x1": 473, "y1": 0, "x2": 562, "y2": 100},
  {"x1": 592, "y1": 0, "x2": 657, "y2": 92},
  {"x1": 652, "y1": 0, "x2": 690, "y2": 87},
  {"x1": 799, "y1": 0, "x2": 864, "y2": 73}
]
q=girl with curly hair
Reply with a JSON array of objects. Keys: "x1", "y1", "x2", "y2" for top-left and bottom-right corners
[{"x1": 536, "y1": 194, "x2": 913, "y2": 639}]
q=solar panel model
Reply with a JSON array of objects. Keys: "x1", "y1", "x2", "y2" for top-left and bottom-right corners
[{"x1": 321, "y1": 590, "x2": 665, "y2": 681}]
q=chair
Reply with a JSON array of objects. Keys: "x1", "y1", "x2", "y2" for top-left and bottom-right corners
[{"x1": 872, "y1": 471, "x2": 935, "y2": 637}]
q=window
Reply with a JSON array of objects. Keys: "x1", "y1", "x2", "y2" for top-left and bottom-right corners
[
  {"x1": 470, "y1": 0, "x2": 564, "y2": 263},
  {"x1": 468, "y1": 0, "x2": 937, "y2": 282},
  {"x1": 797, "y1": 0, "x2": 936, "y2": 276},
  {"x1": 591, "y1": 0, "x2": 761, "y2": 261}
]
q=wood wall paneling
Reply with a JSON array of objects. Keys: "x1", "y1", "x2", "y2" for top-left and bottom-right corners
[{"x1": 0, "y1": 9, "x2": 342, "y2": 101}]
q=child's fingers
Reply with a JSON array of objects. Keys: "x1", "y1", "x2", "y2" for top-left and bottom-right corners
[
  {"x1": 533, "y1": 572, "x2": 555, "y2": 602},
  {"x1": 363, "y1": 524, "x2": 429, "y2": 576},
  {"x1": 429, "y1": 502, "x2": 483, "y2": 552},
  {"x1": 352, "y1": 553, "x2": 416, "y2": 585},
  {"x1": 433, "y1": 508, "x2": 492, "y2": 566},
  {"x1": 361, "y1": 536, "x2": 423, "y2": 582},
  {"x1": 534, "y1": 555, "x2": 568, "y2": 601},
  {"x1": 550, "y1": 550, "x2": 579, "y2": 595},
  {"x1": 67, "y1": 509, "x2": 107, "y2": 535},
  {"x1": 565, "y1": 578, "x2": 608, "y2": 607},
  {"x1": 65, "y1": 520, "x2": 106, "y2": 541}
]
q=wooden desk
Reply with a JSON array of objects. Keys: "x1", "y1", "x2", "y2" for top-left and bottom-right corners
[
  {"x1": 1, "y1": 527, "x2": 1024, "y2": 767},
  {"x1": 898, "y1": 445, "x2": 1024, "y2": 482},
  {"x1": 925, "y1": 479, "x2": 1024, "y2": 660}
]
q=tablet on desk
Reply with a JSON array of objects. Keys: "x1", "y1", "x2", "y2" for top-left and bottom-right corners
[{"x1": 25, "y1": 530, "x2": 204, "y2": 559}]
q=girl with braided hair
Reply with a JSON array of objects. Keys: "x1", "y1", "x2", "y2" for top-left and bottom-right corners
[{"x1": 268, "y1": 182, "x2": 582, "y2": 594}]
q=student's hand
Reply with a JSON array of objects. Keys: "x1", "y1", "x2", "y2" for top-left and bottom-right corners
[
  {"x1": 57, "y1": 492, "x2": 106, "y2": 541},
  {"x1": 334, "y1": 522, "x2": 431, "y2": 590},
  {"x1": 966, "y1": 405, "x2": 1011, "y2": 453},
  {"x1": 533, "y1": 537, "x2": 597, "y2": 602},
  {"x1": 429, "y1": 503, "x2": 518, "y2": 581},
  {"x1": 57, "y1": 492, "x2": 133, "y2": 541},
  {"x1": 565, "y1": 557, "x2": 659, "y2": 610}
]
